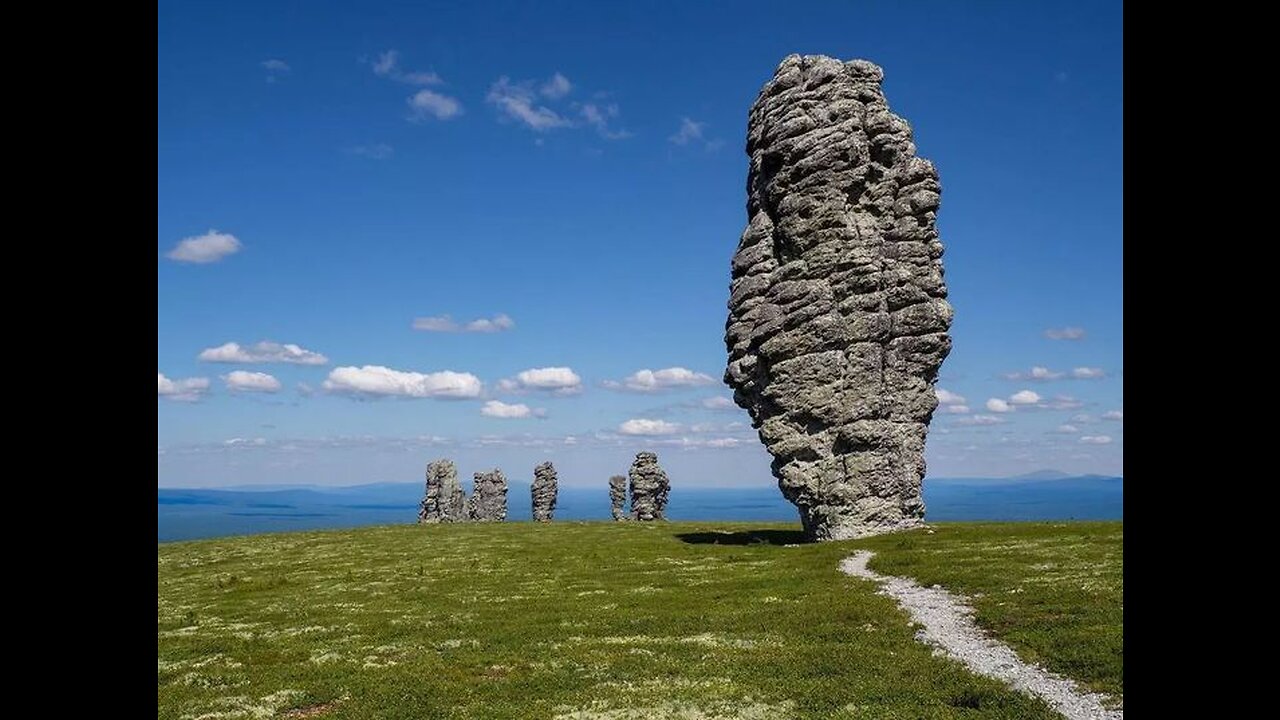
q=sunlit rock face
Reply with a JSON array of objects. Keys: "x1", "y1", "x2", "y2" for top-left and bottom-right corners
[
  {"x1": 628, "y1": 452, "x2": 669, "y2": 521},
  {"x1": 725, "y1": 55, "x2": 953, "y2": 541},
  {"x1": 469, "y1": 469, "x2": 508, "y2": 522},
  {"x1": 532, "y1": 461, "x2": 558, "y2": 522},
  {"x1": 419, "y1": 459, "x2": 467, "y2": 523}
]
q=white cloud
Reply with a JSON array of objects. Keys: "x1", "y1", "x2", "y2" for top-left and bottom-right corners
[
  {"x1": 408, "y1": 89, "x2": 463, "y2": 121},
  {"x1": 986, "y1": 398, "x2": 1012, "y2": 413},
  {"x1": 412, "y1": 314, "x2": 515, "y2": 333},
  {"x1": 1071, "y1": 367, "x2": 1107, "y2": 379},
  {"x1": 669, "y1": 117, "x2": 705, "y2": 145},
  {"x1": 1040, "y1": 395, "x2": 1084, "y2": 410},
  {"x1": 935, "y1": 388, "x2": 966, "y2": 405},
  {"x1": 224, "y1": 437, "x2": 268, "y2": 446},
  {"x1": 603, "y1": 367, "x2": 715, "y2": 392},
  {"x1": 158, "y1": 373, "x2": 210, "y2": 402},
  {"x1": 223, "y1": 370, "x2": 281, "y2": 393},
  {"x1": 1080, "y1": 435, "x2": 1113, "y2": 445},
  {"x1": 372, "y1": 50, "x2": 442, "y2": 85},
  {"x1": 943, "y1": 404, "x2": 971, "y2": 414},
  {"x1": 480, "y1": 400, "x2": 544, "y2": 419},
  {"x1": 347, "y1": 143, "x2": 393, "y2": 160},
  {"x1": 166, "y1": 230, "x2": 241, "y2": 264},
  {"x1": 322, "y1": 365, "x2": 483, "y2": 399},
  {"x1": 702, "y1": 396, "x2": 735, "y2": 410},
  {"x1": 1044, "y1": 327, "x2": 1086, "y2": 340},
  {"x1": 198, "y1": 341, "x2": 329, "y2": 365},
  {"x1": 580, "y1": 103, "x2": 632, "y2": 140},
  {"x1": 261, "y1": 59, "x2": 290, "y2": 82},
  {"x1": 619, "y1": 418, "x2": 680, "y2": 435},
  {"x1": 956, "y1": 414, "x2": 1005, "y2": 426},
  {"x1": 505, "y1": 366, "x2": 583, "y2": 394},
  {"x1": 1002, "y1": 366, "x2": 1064, "y2": 381},
  {"x1": 1009, "y1": 389, "x2": 1041, "y2": 405},
  {"x1": 540, "y1": 72, "x2": 572, "y2": 98},
  {"x1": 486, "y1": 76, "x2": 571, "y2": 131},
  {"x1": 1053, "y1": 424, "x2": 1080, "y2": 434},
  {"x1": 1102, "y1": 410, "x2": 1123, "y2": 421}
]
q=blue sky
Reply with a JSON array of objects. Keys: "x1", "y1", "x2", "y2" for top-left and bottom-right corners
[{"x1": 158, "y1": 0, "x2": 1123, "y2": 488}]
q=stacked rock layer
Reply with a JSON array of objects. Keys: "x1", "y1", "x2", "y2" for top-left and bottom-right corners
[
  {"x1": 628, "y1": 452, "x2": 670, "y2": 521},
  {"x1": 419, "y1": 459, "x2": 468, "y2": 523},
  {"x1": 608, "y1": 475, "x2": 628, "y2": 521},
  {"x1": 469, "y1": 469, "x2": 508, "y2": 522},
  {"x1": 531, "y1": 461, "x2": 558, "y2": 522},
  {"x1": 724, "y1": 55, "x2": 953, "y2": 541}
]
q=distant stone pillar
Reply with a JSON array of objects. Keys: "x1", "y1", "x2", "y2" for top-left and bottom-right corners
[
  {"x1": 469, "y1": 469, "x2": 508, "y2": 522},
  {"x1": 628, "y1": 452, "x2": 670, "y2": 521},
  {"x1": 419, "y1": 459, "x2": 467, "y2": 523},
  {"x1": 608, "y1": 475, "x2": 628, "y2": 521},
  {"x1": 532, "y1": 461, "x2": 558, "y2": 522}
]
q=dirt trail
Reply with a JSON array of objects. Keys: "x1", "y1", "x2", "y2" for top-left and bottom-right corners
[{"x1": 840, "y1": 551, "x2": 1122, "y2": 720}]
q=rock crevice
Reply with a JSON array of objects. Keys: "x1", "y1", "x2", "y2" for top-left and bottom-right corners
[{"x1": 725, "y1": 55, "x2": 952, "y2": 541}]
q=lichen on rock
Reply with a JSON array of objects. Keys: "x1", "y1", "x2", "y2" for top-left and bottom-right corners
[
  {"x1": 419, "y1": 458, "x2": 468, "y2": 523},
  {"x1": 532, "y1": 461, "x2": 558, "y2": 522},
  {"x1": 469, "y1": 469, "x2": 508, "y2": 522},
  {"x1": 628, "y1": 452, "x2": 670, "y2": 521},
  {"x1": 724, "y1": 55, "x2": 953, "y2": 541}
]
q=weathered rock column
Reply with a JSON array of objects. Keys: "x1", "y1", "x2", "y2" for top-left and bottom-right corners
[
  {"x1": 628, "y1": 452, "x2": 670, "y2": 521},
  {"x1": 531, "y1": 461, "x2": 558, "y2": 522},
  {"x1": 419, "y1": 459, "x2": 468, "y2": 523},
  {"x1": 608, "y1": 474, "x2": 628, "y2": 521},
  {"x1": 469, "y1": 469, "x2": 508, "y2": 522},
  {"x1": 724, "y1": 55, "x2": 953, "y2": 541}
]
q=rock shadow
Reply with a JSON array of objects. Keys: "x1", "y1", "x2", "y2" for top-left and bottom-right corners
[{"x1": 675, "y1": 529, "x2": 809, "y2": 546}]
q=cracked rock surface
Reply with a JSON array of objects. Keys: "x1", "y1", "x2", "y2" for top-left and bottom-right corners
[
  {"x1": 724, "y1": 54, "x2": 953, "y2": 541},
  {"x1": 532, "y1": 461, "x2": 558, "y2": 522},
  {"x1": 469, "y1": 469, "x2": 508, "y2": 522},
  {"x1": 419, "y1": 459, "x2": 467, "y2": 523},
  {"x1": 609, "y1": 474, "x2": 628, "y2": 521},
  {"x1": 628, "y1": 452, "x2": 670, "y2": 521}
]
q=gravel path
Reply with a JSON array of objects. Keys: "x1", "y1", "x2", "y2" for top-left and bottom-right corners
[{"x1": 840, "y1": 551, "x2": 1122, "y2": 720}]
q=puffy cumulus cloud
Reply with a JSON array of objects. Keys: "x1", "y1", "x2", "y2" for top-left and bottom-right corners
[
  {"x1": 1044, "y1": 327, "x2": 1086, "y2": 340},
  {"x1": 1080, "y1": 435, "x2": 1113, "y2": 445},
  {"x1": 942, "y1": 404, "x2": 971, "y2": 414},
  {"x1": 223, "y1": 370, "x2": 281, "y2": 393},
  {"x1": 322, "y1": 365, "x2": 482, "y2": 399},
  {"x1": 486, "y1": 76, "x2": 571, "y2": 130},
  {"x1": 603, "y1": 367, "x2": 716, "y2": 392},
  {"x1": 166, "y1": 230, "x2": 241, "y2": 264},
  {"x1": 618, "y1": 418, "x2": 681, "y2": 436},
  {"x1": 1002, "y1": 366, "x2": 1064, "y2": 381},
  {"x1": 540, "y1": 72, "x2": 572, "y2": 99},
  {"x1": 1102, "y1": 409, "x2": 1124, "y2": 421},
  {"x1": 1009, "y1": 390, "x2": 1041, "y2": 405},
  {"x1": 985, "y1": 398, "x2": 1012, "y2": 413},
  {"x1": 158, "y1": 373, "x2": 210, "y2": 402},
  {"x1": 408, "y1": 89, "x2": 463, "y2": 121},
  {"x1": 702, "y1": 396, "x2": 735, "y2": 410},
  {"x1": 935, "y1": 388, "x2": 966, "y2": 405},
  {"x1": 1071, "y1": 367, "x2": 1107, "y2": 379},
  {"x1": 955, "y1": 415, "x2": 1005, "y2": 426},
  {"x1": 498, "y1": 366, "x2": 583, "y2": 395},
  {"x1": 412, "y1": 313, "x2": 515, "y2": 333},
  {"x1": 1053, "y1": 424, "x2": 1081, "y2": 434},
  {"x1": 480, "y1": 400, "x2": 545, "y2": 419},
  {"x1": 198, "y1": 341, "x2": 329, "y2": 365}
]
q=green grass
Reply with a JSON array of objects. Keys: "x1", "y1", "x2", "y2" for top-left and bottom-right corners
[
  {"x1": 858, "y1": 522, "x2": 1123, "y2": 701},
  {"x1": 158, "y1": 521, "x2": 1121, "y2": 719}
]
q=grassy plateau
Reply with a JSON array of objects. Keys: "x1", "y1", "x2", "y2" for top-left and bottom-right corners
[{"x1": 158, "y1": 521, "x2": 1122, "y2": 719}]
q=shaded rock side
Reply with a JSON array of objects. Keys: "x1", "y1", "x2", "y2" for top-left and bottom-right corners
[
  {"x1": 608, "y1": 475, "x2": 628, "y2": 521},
  {"x1": 628, "y1": 452, "x2": 670, "y2": 521},
  {"x1": 419, "y1": 458, "x2": 468, "y2": 523},
  {"x1": 724, "y1": 54, "x2": 953, "y2": 541},
  {"x1": 469, "y1": 469, "x2": 508, "y2": 522},
  {"x1": 531, "y1": 461, "x2": 558, "y2": 522}
]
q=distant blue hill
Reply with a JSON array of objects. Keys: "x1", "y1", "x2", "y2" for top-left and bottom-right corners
[{"x1": 158, "y1": 475, "x2": 1122, "y2": 542}]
